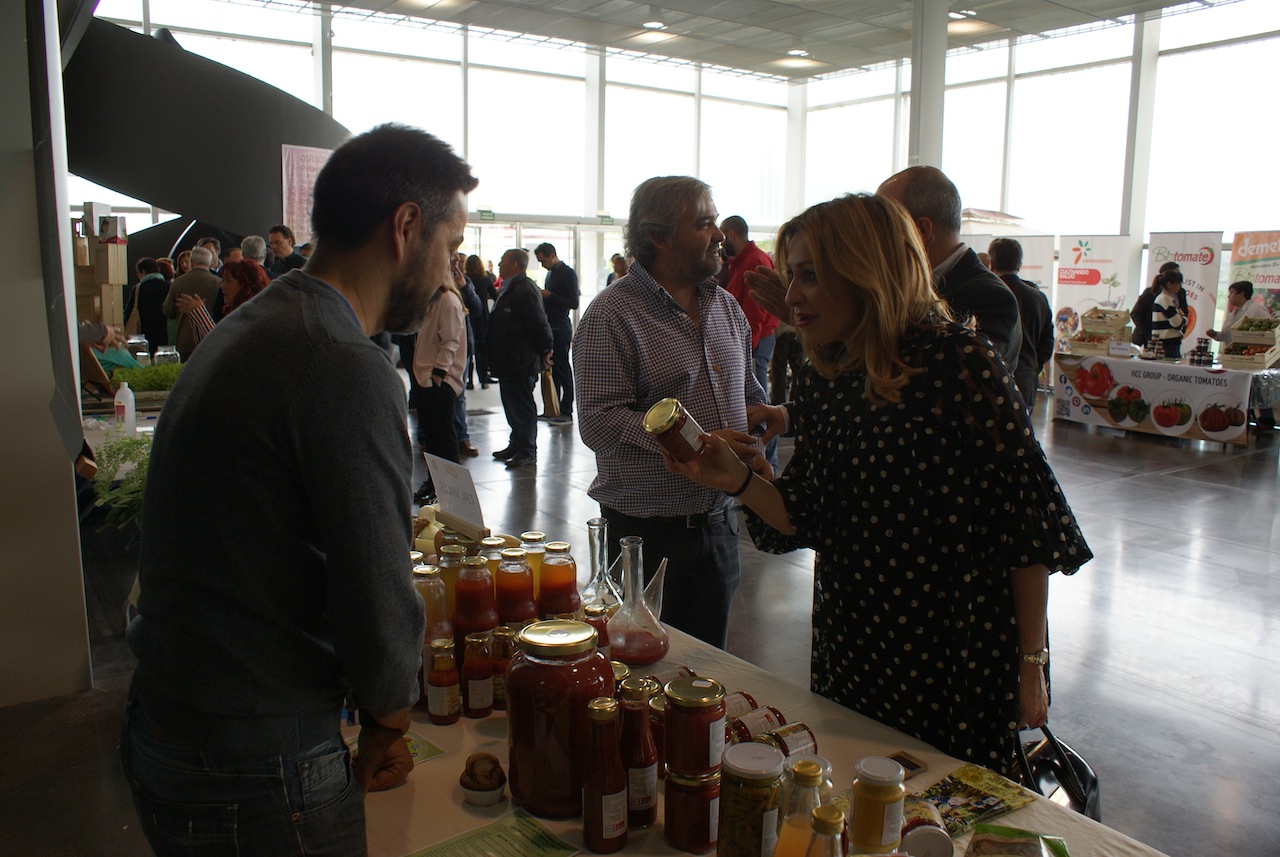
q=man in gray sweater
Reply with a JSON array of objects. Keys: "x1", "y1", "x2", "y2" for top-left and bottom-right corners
[{"x1": 120, "y1": 124, "x2": 477, "y2": 856}]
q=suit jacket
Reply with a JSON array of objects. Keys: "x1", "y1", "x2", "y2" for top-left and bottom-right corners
[
  {"x1": 937, "y1": 248, "x2": 1021, "y2": 371},
  {"x1": 999, "y1": 272, "x2": 1053, "y2": 408},
  {"x1": 164, "y1": 268, "x2": 222, "y2": 354},
  {"x1": 488, "y1": 274, "x2": 553, "y2": 379}
]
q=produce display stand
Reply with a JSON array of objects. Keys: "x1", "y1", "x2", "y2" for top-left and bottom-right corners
[
  {"x1": 1067, "y1": 308, "x2": 1132, "y2": 357},
  {"x1": 352, "y1": 628, "x2": 1170, "y2": 857},
  {"x1": 1051, "y1": 353, "x2": 1256, "y2": 445}
]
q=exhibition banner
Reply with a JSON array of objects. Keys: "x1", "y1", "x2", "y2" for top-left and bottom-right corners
[
  {"x1": 1053, "y1": 354, "x2": 1252, "y2": 445},
  {"x1": 1229, "y1": 230, "x2": 1280, "y2": 313},
  {"x1": 1017, "y1": 236, "x2": 1057, "y2": 291},
  {"x1": 281, "y1": 144, "x2": 333, "y2": 247},
  {"x1": 1146, "y1": 232, "x2": 1223, "y2": 343},
  {"x1": 1053, "y1": 236, "x2": 1131, "y2": 353}
]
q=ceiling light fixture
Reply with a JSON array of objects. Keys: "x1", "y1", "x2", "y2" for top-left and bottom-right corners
[
  {"x1": 787, "y1": 48, "x2": 809, "y2": 57},
  {"x1": 642, "y1": 5, "x2": 666, "y2": 30},
  {"x1": 948, "y1": 9, "x2": 977, "y2": 20}
]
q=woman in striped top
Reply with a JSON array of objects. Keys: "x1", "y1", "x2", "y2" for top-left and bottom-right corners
[
  {"x1": 1150, "y1": 269, "x2": 1186, "y2": 358},
  {"x1": 176, "y1": 260, "x2": 270, "y2": 343}
]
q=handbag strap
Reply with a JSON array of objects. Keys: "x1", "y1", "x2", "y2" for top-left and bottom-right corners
[{"x1": 1013, "y1": 724, "x2": 1090, "y2": 807}]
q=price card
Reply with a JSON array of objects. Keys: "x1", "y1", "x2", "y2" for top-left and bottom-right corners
[
  {"x1": 1108, "y1": 340, "x2": 1133, "y2": 357},
  {"x1": 423, "y1": 453, "x2": 485, "y2": 538}
]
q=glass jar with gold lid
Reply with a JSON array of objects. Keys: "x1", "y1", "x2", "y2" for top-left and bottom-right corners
[
  {"x1": 643, "y1": 397, "x2": 706, "y2": 463},
  {"x1": 663, "y1": 677, "x2": 726, "y2": 778}
]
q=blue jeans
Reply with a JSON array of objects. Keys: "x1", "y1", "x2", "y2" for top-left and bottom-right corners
[
  {"x1": 119, "y1": 698, "x2": 365, "y2": 857},
  {"x1": 601, "y1": 503, "x2": 741, "y2": 650},
  {"x1": 499, "y1": 375, "x2": 538, "y2": 458},
  {"x1": 752, "y1": 334, "x2": 778, "y2": 470}
]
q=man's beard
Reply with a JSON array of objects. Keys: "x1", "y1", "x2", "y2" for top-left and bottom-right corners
[{"x1": 383, "y1": 243, "x2": 435, "y2": 335}]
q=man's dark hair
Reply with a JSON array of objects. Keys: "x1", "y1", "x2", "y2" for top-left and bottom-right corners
[
  {"x1": 311, "y1": 124, "x2": 478, "y2": 251},
  {"x1": 534, "y1": 243, "x2": 556, "y2": 258},
  {"x1": 197, "y1": 237, "x2": 220, "y2": 254},
  {"x1": 987, "y1": 237, "x2": 1023, "y2": 272},
  {"x1": 136, "y1": 257, "x2": 159, "y2": 276},
  {"x1": 1229, "y1": 280, "x2": 1254, "y2": 300},
  {"x1": 721, "y1": 215, "x2": 748, "y2": 237},
  {"x1": 270, "y1": 225, "x2": 295, "y2": 243},
  {"x1": 896, "y1": 166, "x2": 962, "y2": 234}
]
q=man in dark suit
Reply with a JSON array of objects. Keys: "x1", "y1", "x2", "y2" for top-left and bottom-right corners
[
  {"x1": 488, "y1": 248, "x2": 553, "y2": 469},
  {"x1": 534, "y1": 242, "x2": 579, "y2": 423},
  {"x1": 988, "y1": 237, "x2": 1053, "y2": 411},
  {"x1": 877, "y1": 166, "x2": 1021, "y2": 371}
]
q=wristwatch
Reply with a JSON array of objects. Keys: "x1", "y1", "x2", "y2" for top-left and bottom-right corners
[{"x1": 1018, "y1": 648, "x2": 1049, "y2": 666}]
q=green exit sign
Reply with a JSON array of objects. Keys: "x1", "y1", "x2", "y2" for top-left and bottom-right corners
[
  {"x1": 478, "y1": 210, "x2": 495, "y2": 222},
  {"x1": 599, "y1": 215, "x2": 614, "y2": 226}
]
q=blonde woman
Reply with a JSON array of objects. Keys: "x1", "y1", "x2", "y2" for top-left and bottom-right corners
[{"x1": 665, "y1": 194, "x2": 1092, "y2": 774}]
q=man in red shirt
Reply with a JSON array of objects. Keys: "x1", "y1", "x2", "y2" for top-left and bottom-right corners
[{"x1": 721, "y1": 215, "x2": 779, "y2": 467}]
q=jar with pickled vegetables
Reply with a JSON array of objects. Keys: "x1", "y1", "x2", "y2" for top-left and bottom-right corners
[{"x1": 717, "y1": 741, "x2": 784, "y2": 857}]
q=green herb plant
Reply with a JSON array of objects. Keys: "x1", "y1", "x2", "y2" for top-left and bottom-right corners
[
  {"x1": 110, "y1": 362, "x2": 184, "y2": 392},
  {"x1": 93, "y1": 425, "x2": 153, "y2": 545}
]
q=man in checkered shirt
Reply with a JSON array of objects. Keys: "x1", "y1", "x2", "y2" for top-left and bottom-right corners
[{"x1": 573, "y1": 176, "x2": 768, "y2": 649}]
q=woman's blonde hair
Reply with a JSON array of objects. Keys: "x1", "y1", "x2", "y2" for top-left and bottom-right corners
[{"x1": 775, "y1": 193, "x2": 949, "y2": 405}]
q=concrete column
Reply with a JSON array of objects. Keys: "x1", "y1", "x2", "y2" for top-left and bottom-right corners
[
  {"x1": 1, "y1": 0, "x2": 93, "y2": 707},
  {"x1": 785, "y1": 79, "x2": 807, "y2": 215},
  {"x1": 907, "y1": 0, "x2": 948, "y2": 167},
  {"x1": 1120, "y1": 13, "x2": 1161, "y2": 296},
  {"x1": 585, "y1": 49, "x2": 605, "y2": 218}
]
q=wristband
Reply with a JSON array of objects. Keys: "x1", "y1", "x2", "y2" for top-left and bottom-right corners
[{"x1": 726, "y1": 462, "x2": 754, "y2": 498}]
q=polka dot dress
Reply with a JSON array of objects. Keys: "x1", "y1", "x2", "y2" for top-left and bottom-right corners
[{"x1": 748, "y1": 323, "x2": 1091, "y2": 776}]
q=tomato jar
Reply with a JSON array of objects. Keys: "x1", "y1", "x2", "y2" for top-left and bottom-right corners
[
  {"x1": 664, "y1": 770, "x2": 721, "y2": 854},
  {"x1": 723, "y1": 690, "x2": 760, "y2": 719},
  {"x1": 754, "y1": 722, "x2": 817, "y2": 758},
  {"x1": 717, "y1": 741, "x2": 785, "y2": 857},
  {"x1": 644, "y1": 397, "x2": 707, "y2": 463},
  {"x1": 495, "y1": 548, "x2": 537, "y2": 628},
  {"x1": 664, "y1": 677, "x2": 726, "y2": 778},
  {"x1": 649, "y1": 694, "x2": 666, "y2": 778},
  {"x1": 728, "y1": 706, "x2": 787, "y2": 744},
  {"x1": 507, "y1": 620, "x2": 613, "y2": 818}
]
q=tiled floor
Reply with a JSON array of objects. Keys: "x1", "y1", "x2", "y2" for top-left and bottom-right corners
[{"x1": 4, "y1": 381, "x2": 1277, "y2": 856}]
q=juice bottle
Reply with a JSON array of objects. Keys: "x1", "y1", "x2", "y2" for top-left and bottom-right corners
[
  {"x1": 583, "y1": 697, "x2": 628, "y2": 853},
  {"x1": 618, "y1": 677, "x2": 659, "y2": 829},
  {"x1": 495, "y1": 548, "x2": 537, "y2": 628},
  {"x1": 520, "y1": 531, "x2": 547, "y2": 596},
  {"x1": 453, "y1": 556, "x2": 498, "y2": 673},
  {"x1": 537, "y1": 541, "x2": 582, "y2": 619},
  {"x1": 481, "y1": 536, "x2": 507, "y2": 579},
  {"x1": 426, "y1": 639, "x2": 460, "y2": 725},
  {"x1": 490, "y1": 625, "x2": 515, "y2": 711},
  {"x1": 772, "y1": 759, "x2": 824, "y2": 856},
  {"x1": 462, "y1": 632, "x2": 493, "y2": 718},
  {"x1": 437, "y1": 544, "x2": 466, "y2": 623}
]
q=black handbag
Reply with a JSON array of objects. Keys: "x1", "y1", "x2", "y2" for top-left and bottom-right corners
[{"x1": 1012, "y1": 724, "x2": 1101, "y2": 822}]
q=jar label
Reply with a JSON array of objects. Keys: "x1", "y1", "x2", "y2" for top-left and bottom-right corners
[
  {"x1": 882, "y1": 800, "x2": 904, "y2": 846},
  {"x1": 723, "y1": 692, "x2": 757, "y2": 719},
  {"x1": 761, "y1": 808, "x2": 779, "y2": 856},
  {"x1": 468, "y1": 678, "x2": 493, "y2": 709},
  {"x1": 708, "y1": 796, "x2": 720, "y2": 844},
  {"x1": 601, "y1": 789, "x2": 627, "y2": 838},
  {"x1": 492, "y1": 675, "x2": 506, "y2": 707},
  {"x1": 708, "y1": 716, "x2": 726, "y2": 766},
  {"x1": 677, "y1": 418, "x2": 705, "y2": 454},
  {"x1": 427, "y1": 682, "x2": 460, "y2": 716},
  {"x1": 735, "y1": 708, "x2": 783, "y2": 738},
  {"x1": 628, "y1": 764, "x2": 657, "y2": 810}
]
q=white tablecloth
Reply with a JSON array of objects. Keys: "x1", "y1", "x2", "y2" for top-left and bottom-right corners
[{"x1": 352, "y1": 629, "x2": 1167, "y2": 857}]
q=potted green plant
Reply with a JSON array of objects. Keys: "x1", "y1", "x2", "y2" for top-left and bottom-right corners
[{"x1": 92, "y1": 426, "x2": 153, "y2": 546}]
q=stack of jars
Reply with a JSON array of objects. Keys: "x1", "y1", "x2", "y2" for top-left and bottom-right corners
[{"x1": 662, "y1": 676, "x2": 727, "y2": 854}]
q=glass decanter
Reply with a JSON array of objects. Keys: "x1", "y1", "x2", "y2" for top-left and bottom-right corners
[
  {"x1": 580, "y1": 517, "x2": 623, "y2": 617},
  {"x1": 606, "y1": 536, "x2": 669, "y2": 666}
]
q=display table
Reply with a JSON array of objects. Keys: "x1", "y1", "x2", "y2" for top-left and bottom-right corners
[
  {"x1": 1052, "y1": 353, "x2": 1260, "y2": 445},
  {"x1": 352, "y1": 629, "x2": 1168, "y2": 857}
]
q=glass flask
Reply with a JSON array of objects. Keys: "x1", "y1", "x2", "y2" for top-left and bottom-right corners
[
  {"x1": 579, "y1": 517, "x2": 623, "y2": 617},
  {"x1": 606, "y1": 536, "x2": 669, "y2": 666}
]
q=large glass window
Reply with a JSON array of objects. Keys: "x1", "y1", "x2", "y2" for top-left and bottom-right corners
[
  {"x1": 1005, "y1": 64, "x2": 1131, "y2": 235},
  {"x1": 699, "y1": 101, "x2": 787, "y2": 226},
  {"x1": 808, "y1": 66, "x2": 897, "y2": 107},
  {"x1": 93, "y1": 0, "x2": 142, "y2": 20},
  {"x1": 946, "y1": 45, "x2": 1009, "y2": 85},
  {"x1": 607, "y1": 54, "x2": 697, "y2": 91},
  {"x1": 149, "y1": 0, "x2": 311, "y2": 42},
  {"x1": 468, "y1": 69, "x2": 585, "y2": 214},
  {"x1": 331, "y1": 16, "x2": 462, "y2": 61},
  {"x1": 469, "y1": 37, "x2": 586, "y2": 78},
  {"x1": 602, "y1": 86, "x2": 695, "y2": 217},
  {"x1": 942, "y1": 82, "x2": 1007, "y2": 212},
  {"x1": 332, "y1": 52, "x2": 462, "y2": 145},
  {"x1": 1015, "y1": 25, "x2": 1132, "y2": 74},
  {"x1": 1159, "y1": 0, "x2": 1280, "y2": 51},
  {"x1": 701, "y1": 72, "x2": 788, "y2": 107},
  {"x1": 804, "y1": 99, "x2": 896, "y2": 206},
  {"x1": 175, "y1": 33, "x2": 313, "y2": 105},
  {"x1": 1146, "y1": 37, "x2": 1280, "y2": 241}
]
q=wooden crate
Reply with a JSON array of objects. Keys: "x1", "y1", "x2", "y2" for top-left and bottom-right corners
[
  {"x1": 1080, "y1": 308, "x2": 1130, "y2": 335},
  {"x1": 1228, "y1": 317, "x2": 1280, "y2": 347},
  {"x1": 93, "y1": 243, "x2": 129, "y2": 286},
  {"x1": 1219, "y1": 342, "x2": 1280, "y2": 370},
  {"x1": 1068, "y1": 334, "x2": 1127, "y2": 357}
]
